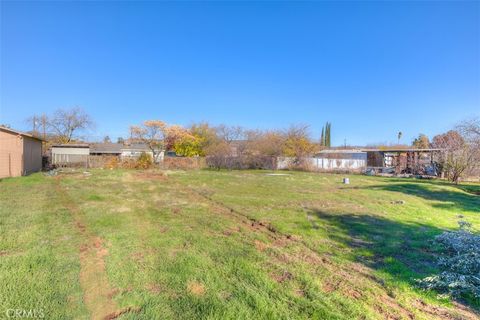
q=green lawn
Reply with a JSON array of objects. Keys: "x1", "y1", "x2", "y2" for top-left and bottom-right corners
[{"x1": 1, "y1": 169, "x2": 479, "y2": 319}]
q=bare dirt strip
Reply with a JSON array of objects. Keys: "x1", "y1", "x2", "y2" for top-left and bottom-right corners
[{"x1": 54, "y1": 177, "x2": 136, "y2": 320}]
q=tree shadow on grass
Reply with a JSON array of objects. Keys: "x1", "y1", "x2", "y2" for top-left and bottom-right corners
[
  {"x1": 353, "y1": 182, "x2": 480, "y2": 212},
  {"x1": 386, "y1": 178, "x2": 480, "y2": 196},
  {"x1": 311, "y1": 210, "x2": 480, "y2": 310},
  {"x1": 312, "y1": 210, "x2": 443, "y2": 279}
]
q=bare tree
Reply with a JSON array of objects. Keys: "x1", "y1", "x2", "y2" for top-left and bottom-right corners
[
  {"x1": 48, "y1": 107, "x2": 93, "y2": 143},
  {"x1": 432, "y1": 130, "x2": 478, "y2": 183},
  {"x1": 130, "y1": 120, "x2": 167, "y2": 162},
  {"x1": 245, "y1": 129, "x2": 285, "y2": 157},
  {"x1": 216, "y1": 124, "x2": 244, "y2": 144},
  {"x1": 456, "y1": 117, "x2": 480, "y2": 145},
  {"x1": 456, "y1": 117, "x2": 480, "y2": 178}
]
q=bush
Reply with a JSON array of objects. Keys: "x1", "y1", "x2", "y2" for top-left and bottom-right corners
[
  {"x1": 161, "y1": 157, "x2": 206, "y2": 170},
  {"x1": 417, "y1": 221, "x2": 480, "y2": 300},
  {"x1": 104, "y1": 156, "x2": 120, "y2": 169},
  {"x1": 136, "y1": 152, "x2": 153, "y2": 169},
  {"x1": 206, "y1": 155, "x2": 276, "y2": 170}
]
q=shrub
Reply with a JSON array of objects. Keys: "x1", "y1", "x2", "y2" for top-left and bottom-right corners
[
  {"x1": 104, "y1": 156, "x2": 119, "y2": 169},
  {"x1": 206, "y1": 155, "x2": 276, "y2": 170},
  {"x1": 136, "y1": 152, "x2": 153, "y2": 169},
  {"x1": 161, "y1": 157, "x2": 206, "y2": 170},
  {"x1": 417, "y1": 220, "x2": 480, "y2": 300}
]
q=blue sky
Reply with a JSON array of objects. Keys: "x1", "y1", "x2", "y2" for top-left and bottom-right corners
[{"x1": 1, "y1": 1, "x2": 479, "y2": 146}]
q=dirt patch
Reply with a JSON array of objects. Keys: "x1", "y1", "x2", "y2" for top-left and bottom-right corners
[
  {"x1": 115, "y1": 206, "x2": 131, "y2": 213},
  {"x1": 146, "y1": 283, "x2": 163, "y2": 294},
  {"x1": 103, "y1": 306, "x2": 141, "y2": 320},
  {"x1": 222, "y1": 226, "x2": 241, "y2": 236},
  {"x1": 322, "y1": 281, "x2": 338, "y2": 293},
  {"x1": 106, "y1": 289, "x2": 120, "y2": 299},
  {"x1": 79, "y1": 237, "x2": 118, "y2": 319},
  {"x1": 344, "y1": 287, "x2": 362, "y2": 300},
  {"x1": 254, "y1": 240, "x2": 268, "y2": 252},
  {"x1": 222, "y1": 229, "x2": 233, "y2": 236},
  {"x1": 134, "y1": 171, "x2": 167, "y2": 181},
  {"x1": 187, "y1": 281, "x2": 206, "y2": 296},
  {"x1": 293, "y1": 288, "x2": 305, "y2": 297},
  {"x1": 412, "y1": 299, "x2": 479, "y2": 320},
  {"x1": 76, "y1": 221, "x2": 86, "y2": 233},
  {"x1": 131, "y1": 251, "x2": 144, "y2": 262},
  {"x1": 273, "y1": 270, "x2": 294, "y2": 283},
  {"x1": 375, "y1": 295, "x2": 415, "y2": 320},
  {"x1": 374, "y1": 304, "x2": 403, "y2": 320}
]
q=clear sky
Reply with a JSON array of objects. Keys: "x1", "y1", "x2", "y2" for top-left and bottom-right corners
[{"x1": 1, "y1": 1, "x2": 479, "y2": 146}]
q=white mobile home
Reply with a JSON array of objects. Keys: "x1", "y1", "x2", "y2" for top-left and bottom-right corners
[
  {"x1": 313, "y1": 150, "x2": 367, "y2": 170},
  {"x1": 277, "y1": 149, "x2": 367, "y2": 171}
]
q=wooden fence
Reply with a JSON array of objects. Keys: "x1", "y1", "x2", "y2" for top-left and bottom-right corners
[{"x1": 49, "y1": 155, "x2": 207, "y2": 170}]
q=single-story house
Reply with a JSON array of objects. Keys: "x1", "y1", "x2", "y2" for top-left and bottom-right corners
[
  {"x1": 0, "y1": 126, "x2": 43, "y2": 178},
  {"x1": 121, "y1": 143, "x2": 164, "y2": 163},
  {"x1": 51, "y1": 144, "x2": 90, "y2": 166}
]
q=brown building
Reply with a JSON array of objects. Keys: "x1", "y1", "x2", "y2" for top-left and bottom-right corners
[{"x1": 0, "y1": 126, "x2": 43, "y2": 178}]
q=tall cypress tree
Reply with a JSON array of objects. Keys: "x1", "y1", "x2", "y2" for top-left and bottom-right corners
[
  {"x1": 326, "y1": 122, "x2": 332, "y2": 147},
  {"x1": 329, "y1": 122, "x2": 332, "y2": 147},
  {"x1": 320, "y1": 127, "x2": 325, "y2": 146},
  {"x1": 325, "y1": 122, "x2": 330, "y2": 147}
]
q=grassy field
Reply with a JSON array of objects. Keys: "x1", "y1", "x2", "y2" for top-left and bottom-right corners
[{"x1": 1, "y1": 169, "x2": 479, "y2": 319}]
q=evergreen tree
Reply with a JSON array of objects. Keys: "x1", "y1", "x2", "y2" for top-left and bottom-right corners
[
  {"x1": 325, "y1": 122, "x2": 331, "y2": 147},
  {"x1": 320, "y1": 127, "x2": 325, "y2": 146}
]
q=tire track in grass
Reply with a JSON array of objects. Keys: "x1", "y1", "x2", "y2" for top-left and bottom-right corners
[{"x1": 54, "y1": 177, "x2": 138, "y2": 320}]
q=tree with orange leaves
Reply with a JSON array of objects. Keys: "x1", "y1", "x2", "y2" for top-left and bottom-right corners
[{"x1": 130, "y1": 120, "x2": 167, "y2": 162}]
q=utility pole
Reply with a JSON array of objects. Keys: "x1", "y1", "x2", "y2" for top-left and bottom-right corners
[
  {"x1": 32, "y1": 115, "x2": 37, "y2": 134},
  {"x1": 40, "y1": 114, "x2": 47, "y2": 140}
]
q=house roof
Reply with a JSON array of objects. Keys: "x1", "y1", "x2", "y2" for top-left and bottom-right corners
[
  {"x1": 122, "y1": 143, "x2": 162, "y2": 151},
  {"x1": 90, "y1": 143, "x2": 123, "y2": 154},
  {"x1": 51, "y1": 143, "x2": 90, "y2": 148},
  {"x1": 316, "y1": 149, "x2": 365, "y2": 154},
  {"x1": 361, "y1": 148, "x2": 443, "y2": 152},
  {"x1": 0, "y1": 126, "x2": 44, "y2": 141}
]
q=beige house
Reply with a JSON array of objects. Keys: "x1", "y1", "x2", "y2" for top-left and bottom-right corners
[{"x1": 0, "y1": 126, "x2": 43, "y2": 178}]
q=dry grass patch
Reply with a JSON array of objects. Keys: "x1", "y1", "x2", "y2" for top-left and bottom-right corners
[{"x1": 187, "y1": 281, "x2": 206, "y2": 296}]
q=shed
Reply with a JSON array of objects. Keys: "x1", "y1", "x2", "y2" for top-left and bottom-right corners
[
  {"x1": 0, "y1": 126, "x2": 43, "y2": 178},
  {"x1": 51, "y1": 144, "x2": 90, "y2": 165}
]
